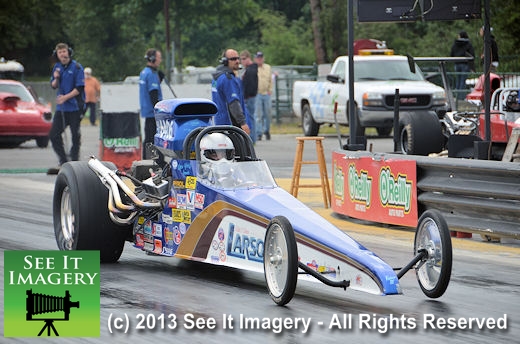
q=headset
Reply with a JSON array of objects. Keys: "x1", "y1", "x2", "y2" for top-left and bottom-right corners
[
  {"x1": 219, "y1": 52, "x2": 228, "y2": 66},
  {"x1": 145, "y1": 49, "x2": 157, "y2": 63},
  {"x1": 52, "y1": 44, "x2": 73, "y2": 60}
]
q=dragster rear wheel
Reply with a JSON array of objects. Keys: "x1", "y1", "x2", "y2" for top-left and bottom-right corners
[
  {"x1": 53, "y1": 161, "x2": 130, "y2": 263},
  {"x1": 414, "y1": 210, "x2": 452, "y2": 298},
  {"x1": 263, "y1": 216, "x2": 298, "y2": 306}
]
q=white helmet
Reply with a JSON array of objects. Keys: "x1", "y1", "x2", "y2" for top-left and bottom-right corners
[{"x1": 200, "y1": 133, "x2": 235, "y2": 164}]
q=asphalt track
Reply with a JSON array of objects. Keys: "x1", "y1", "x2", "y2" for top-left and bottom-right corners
[{"x1": 1, "y1": 122, "x2": 519, "y2": 343}]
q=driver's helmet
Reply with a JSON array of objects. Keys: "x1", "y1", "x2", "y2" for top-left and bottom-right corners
[{"x1": 200, "y1": 133, "x2": 235, "y2": 164}]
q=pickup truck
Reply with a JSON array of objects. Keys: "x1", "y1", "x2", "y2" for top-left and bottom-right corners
[{"x1": 292, "y1": 55, "x2": 448, "y2": 155}]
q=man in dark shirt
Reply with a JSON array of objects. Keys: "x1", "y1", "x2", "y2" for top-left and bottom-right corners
[{"x1": 240, "y1": 50, "x2": 258, "y2": 143}]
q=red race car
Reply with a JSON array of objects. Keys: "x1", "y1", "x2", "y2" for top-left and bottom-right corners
[{"x1": 0, "y1": 79, "x2": 52, "y2": 147}]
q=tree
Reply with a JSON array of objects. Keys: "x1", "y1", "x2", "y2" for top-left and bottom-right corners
[{"x1": 309, "y1": 0, "x2": 328, "y2": 64}]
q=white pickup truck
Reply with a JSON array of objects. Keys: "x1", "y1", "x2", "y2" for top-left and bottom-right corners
[{"x1": 292, "y1": 55, "x2": 448, "y2": 154}]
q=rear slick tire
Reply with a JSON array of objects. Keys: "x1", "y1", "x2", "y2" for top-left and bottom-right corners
[{"x1": 53, "y1": 161, "x2": 130, "y2": 263}]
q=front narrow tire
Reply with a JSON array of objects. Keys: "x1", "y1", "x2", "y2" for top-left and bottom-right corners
[
  {"x1": 414, "y1": 210, "x2": 452, "y2": 298},
  {"x1": 263, "y1": 216, "x2": 298, "y2": 306}
]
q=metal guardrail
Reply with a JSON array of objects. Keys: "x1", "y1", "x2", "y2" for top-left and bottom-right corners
[{"x1": 339, "y1": 150, "x2": 520, "y2": 239}]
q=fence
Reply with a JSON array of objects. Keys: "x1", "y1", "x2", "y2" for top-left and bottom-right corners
[{"x1": 25, "y1": 63, "x2": 519, "y2": 118}]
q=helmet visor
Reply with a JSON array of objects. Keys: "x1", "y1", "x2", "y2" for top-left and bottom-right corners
[{"x1": 203, "y1": 148, "x2": 234, "y2": 161}]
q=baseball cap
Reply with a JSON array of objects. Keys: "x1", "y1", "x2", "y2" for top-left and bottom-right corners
[
  {"x1": 255, "y1": 51, "x2": 264, "y2": 58},
  {"x1": 84, "y1": 67, "x2": 92, "y2": 74}
]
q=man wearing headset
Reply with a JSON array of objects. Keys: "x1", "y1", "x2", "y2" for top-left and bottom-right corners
[
  {"x1": 211, "y1": 49, "x2": 251, "y2": 135},
  {"x1": 139, "y1": 48, "x2": 163, "y2": 159},
  {"x1": 47, "y1": 42, "x2": 85, "y2": 174}
]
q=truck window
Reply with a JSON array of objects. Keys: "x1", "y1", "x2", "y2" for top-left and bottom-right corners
[
  {"x1": 332, "y1": 60, "x2": 346, "y2": 82},
  {"x1": 355, "y1": 60, "x2": 424, "y2": 82}
]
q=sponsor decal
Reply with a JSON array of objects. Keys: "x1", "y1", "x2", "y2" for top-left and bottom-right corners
[
  {"x1": 334, "y1": 162, "x2": 345, "y2": 204},
  {"x1": 173, "y1": 229, "x2": 182, "y2": 245},
  {"x1": 154, "y1": 239, "x2": 163, "y2": 254},
  {"x1": 186, "y1": 190, "x2": 195, "y2": 210},
  {"x1": 348, "y1": 164, "x2": 372, "y2": 209},
  {"x1": 164, "y1": 227, "x2": 174, "y2": 245},
  {"x1": 379, "y1": 167, "x2": 412, "y2": 214},
  {"x1": 172, "y1": 209, "x2": 192, "y2": 224},
  {"x1": 179, "y1": 222, "x2": 187, "y2": 235},
  {"x1": 102, "y1": 137, "x2": 140, "y2": 148},
  {"x1": 152, "y1": 223, "x2": 163, "y2": 237},
  {"x1": 172, "y1": 180, "x2": 185, "y2": 188},
  {"x1": 135, "y1": 233, "x2": 144, "y2": 248},
  {"x1": 177, "y1": 194, "x2": 187, "y2": 209},
  {"x1": 195, "y1": 192, "x2": 205, "y2": 209},
  {"x1": 143, "y1": 221, "x2": 152, "y2": 235},
  {"x1": 144, "y1": 234, "x2": 154, "y2": 243},
  {"x1": 185, "y1": 176, "x2": 197, "y2": 189},
  {"x1": 162, "y1": 213, "x2": 173, "y2": 224},
  {"x1": 226, "y1": 223, "x2": 264, "y2": 262},
  {"x1": 162, "y1": 247, "x2": 174, "y2": 255},
  {"x1": 156, "y1": 119, "x2": 174, "y2": 141},
  {"x1": 168, "y1": 196, "x2": 177, "y2": 208}
]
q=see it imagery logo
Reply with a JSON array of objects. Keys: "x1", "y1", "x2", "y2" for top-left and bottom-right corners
[{"x1": 4, "y1": 250, "x2": 100, "y2": 337}]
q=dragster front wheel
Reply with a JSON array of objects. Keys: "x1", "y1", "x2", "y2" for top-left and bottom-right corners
[
  {"x1": 414, "y1": 210, "x2": 452, "y2": 298},
  {"x1": 263, "y1": 216, "x2": 298, "y2": 306}
]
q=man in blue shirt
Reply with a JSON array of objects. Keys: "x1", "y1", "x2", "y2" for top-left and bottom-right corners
[
  {"x1": 47, "y1": 42, "x2": 85, "y2": 174},
  {"x1": 139, "y1": 48, "x2": 163, "y2": 159},
  {"x1": 211, "y1": 49, "x2": 251, "y2": 135}
]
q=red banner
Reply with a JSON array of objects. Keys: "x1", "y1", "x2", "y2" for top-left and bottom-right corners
[{"x1": 332, "y1": 152, "x2": 418, "y2": 227}]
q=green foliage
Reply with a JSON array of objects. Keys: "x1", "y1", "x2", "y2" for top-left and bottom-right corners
[{"x1": 2, "y1": 0, "x2": 519, "y2": 81}]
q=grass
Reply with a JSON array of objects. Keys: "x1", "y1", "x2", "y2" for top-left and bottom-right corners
[{"x1": 270, "y1": 117, "x2": 378, "y2": 136}]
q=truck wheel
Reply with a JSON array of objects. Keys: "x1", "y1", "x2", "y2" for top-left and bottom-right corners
[
  {"x1": 53, "y1": 161, "x2": 131, "y2": 263},
  {"x1": 302, "y1": 103, "x2": 320, "y2": 136},
  {"x1": 399, "y1": 111, "x2": 443, "y2": 155}
]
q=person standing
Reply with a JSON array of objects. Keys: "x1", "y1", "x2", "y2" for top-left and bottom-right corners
[
  {"x1": 479, "y1": 26, "x2": 499, "y2": 72},
  {"x1": 139, "y1": 48, "x2": 163, "y2": 159},
  {"x1": 450, "y1": 31, "x2": 475, "y2": 100},
  {"x1": 84, "y1": 67, "x2": 101, "y2": 125},
  {"x1": 255, "y1": 52, "x2": 273, "y2": 141},
  {"x1": 240, "y1": 50, "x2": 258, "y2": 143},
  {"x1": 211, "y1": 48, "x2": 251, "y2": 135},
  {"x1": 47, "y1": 42, "x2": 85, "y2": 174}
]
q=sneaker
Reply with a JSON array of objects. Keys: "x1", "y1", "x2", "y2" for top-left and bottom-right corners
[
  {"x1": 257, "y1": 135, "x2": 262, "y2": 141},
  {"x1": 265, "y1": 132, "x2": 271, "y2": 140},
  {"x1": 46, "y1": 166, "x2": 61, "y2": 175}
]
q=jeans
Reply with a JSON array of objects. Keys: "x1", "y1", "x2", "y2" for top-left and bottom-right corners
[
  {"x1": 85, "y1": 102, "x2": 97, "y2": 125},
  {"x1": 49, "y1": 110, "x2": 82, "y2": 165},
  {"x1": 245, "y1": 96, "x2": 257, "y2": 143},
  {"x1": 256, "y1": 94, "x2": 271, "y2": 137},
  {"x1": 454, "y1": 63, "x2": 470, "y2": 100},
  {"x1": 143, "y1": 117, "x2": 156, "y2": 159}
]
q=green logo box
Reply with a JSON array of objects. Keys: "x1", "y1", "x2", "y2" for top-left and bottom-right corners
[{"x1": 4, "y1": 250, "x2": 100, "y2": 337}]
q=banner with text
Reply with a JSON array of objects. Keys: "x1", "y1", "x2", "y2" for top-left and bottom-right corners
[{"x1": 332, "y1": 152, "x2": 418, "y2": 227}]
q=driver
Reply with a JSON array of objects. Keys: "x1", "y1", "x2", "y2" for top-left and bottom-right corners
[{"x1": 199, "y1": 133, "x2": 236, "y2": 187}]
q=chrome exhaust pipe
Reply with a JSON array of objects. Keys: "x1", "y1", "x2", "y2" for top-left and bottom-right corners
[{"x1": 88, "y1": 157, "x2": 163, "y2": 211}]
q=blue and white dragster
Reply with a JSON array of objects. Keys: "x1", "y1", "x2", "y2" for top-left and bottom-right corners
[{"x1": 53, "y1": 98, "x2": 452, "y2": 305}]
